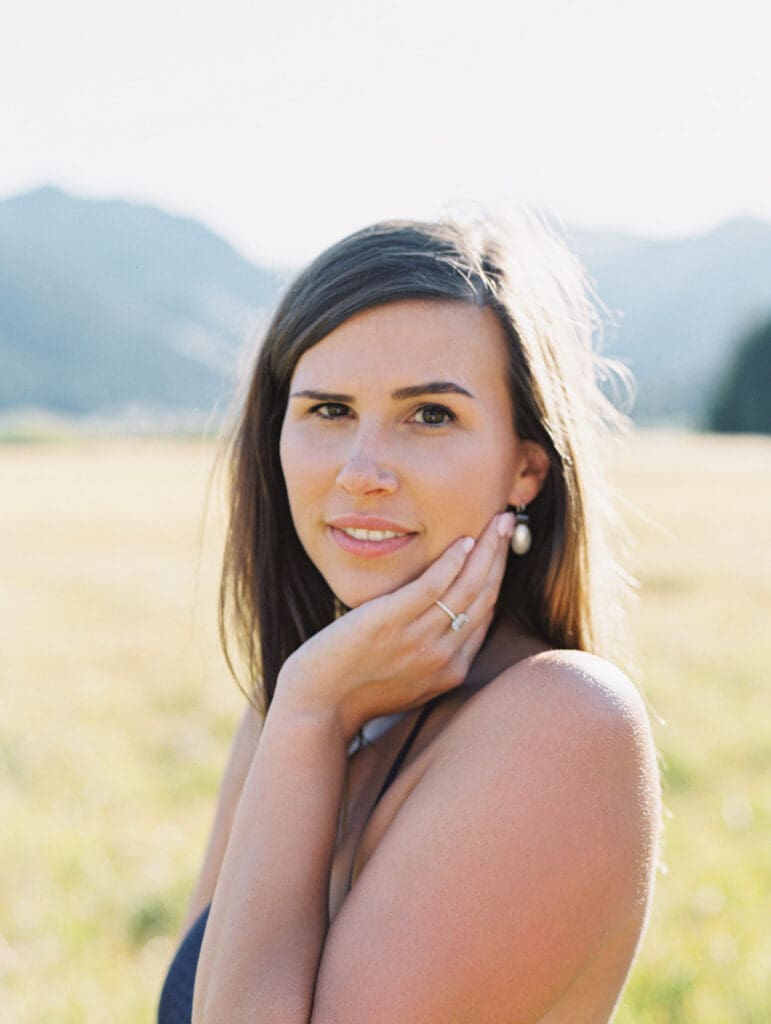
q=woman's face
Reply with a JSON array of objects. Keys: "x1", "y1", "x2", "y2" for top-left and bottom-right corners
[{"x1": 279, "y1": 299, "x2": 538, "y2": 608}]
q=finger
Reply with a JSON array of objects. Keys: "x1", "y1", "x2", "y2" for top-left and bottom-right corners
[
  {"x1": 435, "y1": 606, "x2": 496, "y2": 691},
  {"x1": 390, "y1": 534, "x2": 477, "y2": 618},
  {"x1": 432, "y1": 511, "x2": 513, "y2": 626},
  {"x1": 423, "y1": 512, "x2": 510, "y2": 662},
  {"x1": 457, "y1": 605, "x2": 497, "y2": 665},
  {"x1": 460, "y1": 513, "x2": 514, "y2": 622}
]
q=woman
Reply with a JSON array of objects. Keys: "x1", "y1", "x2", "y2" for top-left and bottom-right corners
[{"x1": 158, "y1": 213, "x2": 660, "y2": 1023}]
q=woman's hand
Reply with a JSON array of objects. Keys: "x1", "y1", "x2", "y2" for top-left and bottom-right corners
[{"x1": 273, "y1": 511, "x2": 515, "y2": 742}]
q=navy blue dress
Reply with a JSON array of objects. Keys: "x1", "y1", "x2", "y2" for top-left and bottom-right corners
[{"x1": 157, "y1": 698, "x2": 439, "y2": 1023}]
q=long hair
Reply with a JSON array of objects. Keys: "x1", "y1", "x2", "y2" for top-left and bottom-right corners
[{"x1": 218, "y1": 210, "x2": 633, "y2": 713}]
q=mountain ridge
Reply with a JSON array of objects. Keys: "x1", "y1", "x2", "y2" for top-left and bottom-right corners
[{"x1": 2, "y1": 185, "x2": 770, "y2": 426}]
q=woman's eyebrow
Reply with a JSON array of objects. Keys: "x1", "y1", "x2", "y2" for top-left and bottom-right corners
[
  {"x1": 392, "y1": 382, "x2": 475, "y2": 400},
  {"x1": 290, "y1": 382, "x2": 476, "y2": 402}
]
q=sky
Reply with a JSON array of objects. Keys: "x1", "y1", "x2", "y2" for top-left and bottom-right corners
[{"x1": 2, "y1": 0, "x2": 770, "y2": 265}]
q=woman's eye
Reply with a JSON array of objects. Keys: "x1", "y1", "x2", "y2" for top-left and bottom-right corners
[
  {"x1": 413, "y1": 404, "x2": 455, "y2": 426},
  {"x1": 310, "y1": 402, "x2": 350, "y2": 420}
]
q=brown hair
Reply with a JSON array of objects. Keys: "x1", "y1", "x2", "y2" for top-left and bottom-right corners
[{"x1": 218, "y1": 210, "x2": 633, "y2": 713}]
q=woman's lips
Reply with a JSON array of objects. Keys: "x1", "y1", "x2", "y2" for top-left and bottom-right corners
[{"x1": 328, "y1": 525, "x2": 417, "y2": 559}]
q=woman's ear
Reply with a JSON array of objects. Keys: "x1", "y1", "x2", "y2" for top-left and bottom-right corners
[{"x1": 507, "y1": 440, "x2": 550, "y2": 506}]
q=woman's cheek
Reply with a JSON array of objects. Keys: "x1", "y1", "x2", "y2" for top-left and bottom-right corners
[{"x1": 282, "y1": 427, "x2": 326, "y2": 488}]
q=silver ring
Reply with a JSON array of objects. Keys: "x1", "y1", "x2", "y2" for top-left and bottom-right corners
[{"x1": 435, "y1": 599, "x2": 470, "y2": 632}]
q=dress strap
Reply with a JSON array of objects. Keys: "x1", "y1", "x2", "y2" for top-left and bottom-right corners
[
  {"x1": 346, "y1": 695, "x2": 442, "y2": 892},
  {"x1": 372, "y1": 695, "x2": 442, "y2": 808}
]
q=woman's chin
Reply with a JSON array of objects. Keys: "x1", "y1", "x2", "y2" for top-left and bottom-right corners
[
  {"x1": 330, "y1": 569, "x2": 420, "y2": 610},
  {"x1": 333, "y1": 585, "x2": 394, "y2": 610}
]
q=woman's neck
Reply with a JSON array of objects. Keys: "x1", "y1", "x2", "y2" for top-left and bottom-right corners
[
  {"x1": 462, "y1": 617, "x2": 550, "y2": 693},
  {"x1": 348, "y1": 618, "x2": 549, "y2": 757}
]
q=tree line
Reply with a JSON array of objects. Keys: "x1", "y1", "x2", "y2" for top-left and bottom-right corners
[{"x1": 707, "y1": 316, "x2": 771, "y2": 434}]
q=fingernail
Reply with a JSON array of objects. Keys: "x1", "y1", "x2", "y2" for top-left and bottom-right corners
[
  {"x1": 497, "y1": 512, "x2": 515, "y2": 538},
  {"x1": 461, "y1": 536, "x2": 475, "y2": 554}
]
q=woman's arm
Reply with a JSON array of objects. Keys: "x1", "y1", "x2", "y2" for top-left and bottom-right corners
[
  {"x1": 190, "y1": 519, "x2": 512, "y2": 1023},
  {"x1": 179, "y1": 702, "x2": 263, "y2": 937},
  {"x1": 191, "y1": 689, "x2": 349, "y2": 1023}
]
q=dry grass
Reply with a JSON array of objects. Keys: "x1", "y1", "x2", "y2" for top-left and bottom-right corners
[{"x1": 0, "y1": 431, "x2": 769, "y2": 1022}]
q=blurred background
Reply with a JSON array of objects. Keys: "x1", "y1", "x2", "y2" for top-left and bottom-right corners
[{"x1": 1, "y1": 1, "x2": 769, "y2": 1020}]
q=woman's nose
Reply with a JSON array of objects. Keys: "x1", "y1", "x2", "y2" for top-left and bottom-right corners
[{"x1": 335, "y1": 454, "x2": 398, "y2": 497}]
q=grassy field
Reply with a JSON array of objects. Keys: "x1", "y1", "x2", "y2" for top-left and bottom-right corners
[{"x1": 1, "y1": 431, "x2": 769, "y2": 1022}]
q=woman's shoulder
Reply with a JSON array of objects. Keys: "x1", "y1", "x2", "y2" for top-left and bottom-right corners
[
  {"x1": 321, "y1": 649, "x2": 661, "y2": 1022},
  {"x1": 431, "y1": 645, "x2": 662, "y2": 902},
  {"x1": 457, "y1": 647, "x2": 652, "y2": 748},
  {"x1": 433, "y1": 647, "x2": 660, "y2": 858},
  {"x1": 524, "y1": 647, "x2": 649, "y2": 719}
]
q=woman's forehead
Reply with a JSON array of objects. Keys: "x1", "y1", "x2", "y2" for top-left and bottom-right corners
[{"x1": 290, "y1": 300, "x2": 510, "y2": 393}]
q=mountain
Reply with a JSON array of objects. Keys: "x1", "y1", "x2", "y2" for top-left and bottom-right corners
[
  {"x1": 1, "y1": 186, "x2": 770, "y2": 426},
  {"x1": 567, "y1": 217, "x2": 771, "y2": 422},
  {"x1": 0, "y1": 186, "x2": 283, "y2": 421}
]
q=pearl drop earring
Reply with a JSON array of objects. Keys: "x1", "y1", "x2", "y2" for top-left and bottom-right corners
[{"x1": 511, "y1": 505, "x2": 532, "y2": 555}]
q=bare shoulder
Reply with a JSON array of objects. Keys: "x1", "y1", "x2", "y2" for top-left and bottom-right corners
[
  {"x1": 446, "y1": 648, "x2": 661, "y2": 865},
  {"x1": 436, "y1": 648, "x2": 656, "y2": 792},
  {"x1": 526, "y1": 648, "x2": 653, "y2": 726},
  {"x1": 468, "y1": 647, "x2": 652, "y2": 733},
  {"x1": 314, "y1": 653, "x2": 661, "y2": 1021},
  {"x1": 442, "y1": 647, "x2": 662, "y2": 917}
]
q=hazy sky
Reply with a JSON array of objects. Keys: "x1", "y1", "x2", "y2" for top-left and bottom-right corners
[{"x1": 2, "y1": 0, "x2": 769, "y2": 264}]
